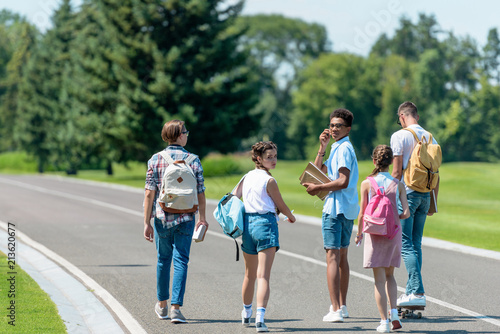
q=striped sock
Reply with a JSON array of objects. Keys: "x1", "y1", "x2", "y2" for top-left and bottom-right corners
[
  {"x1": 256, "y1": 307, "x2": 266, "y2": 323},
  {"x1": 243, "y1": 304, "x2": 252, "y2": 318}
]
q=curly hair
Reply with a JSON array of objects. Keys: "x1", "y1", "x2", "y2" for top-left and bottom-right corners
[
  {"x1": 251, "y1": 141, "x2": 277, "y2": 173},
  {"x1": 369, "y1": 145, "x2": 393, "y2": 176},
  {"x1": 330, "y1": 108, "x2": 353, "y2": 127}
]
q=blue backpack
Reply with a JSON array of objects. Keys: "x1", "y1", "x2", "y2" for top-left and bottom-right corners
[{"x1": 213, "y1": 175, "x2": 246, "y2": 260}]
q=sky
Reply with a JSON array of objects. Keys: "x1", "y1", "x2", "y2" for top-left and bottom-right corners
[{"x1": 2, "y1": 0, "x2": 499, "y2": 56}]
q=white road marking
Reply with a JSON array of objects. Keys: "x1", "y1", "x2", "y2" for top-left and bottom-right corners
[{"x1": 2, "y1": 176, "x2": 500, "y2": 329}]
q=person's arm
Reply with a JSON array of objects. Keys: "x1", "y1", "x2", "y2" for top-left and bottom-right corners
[
  {"x1": 398, "y1": 182, "x2": 410, "y2": 219},
  {"x1": 195, "y1": 192, "x2": 208, "y2": 231},
  {"x1": 314, "y1": 129, "x2": 331, "y2": 173},
  {"x1": 143, "y1": 189, "x2": 156, "y2": 242},
  {"x1": 392, "y1": 155, "x2": 403, "y2": 180},
  {"x1": 304, "y1": 167, "x2": 350, "y2": 196},
  {"x1": 267, "y1": 178, "x2": 296, "y2": 223},
  {"x1": 355, "y1": 180, "x2": 369, "y2": 245}
]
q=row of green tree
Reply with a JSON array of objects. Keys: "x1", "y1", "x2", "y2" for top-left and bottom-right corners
[{"x1": 1, "y1": 1, "x2": 499, "y2": 175}]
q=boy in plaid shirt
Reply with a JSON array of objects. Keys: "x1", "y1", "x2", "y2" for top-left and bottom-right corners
[{"x1": 143, "y1": 120, "x2": 207, "y2": 323}]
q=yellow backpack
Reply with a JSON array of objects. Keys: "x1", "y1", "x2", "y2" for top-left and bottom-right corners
[{"x1": 403, "y1": 128, "x2": 442, "y2": 192}]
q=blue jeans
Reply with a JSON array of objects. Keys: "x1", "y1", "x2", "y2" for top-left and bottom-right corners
[
  {"x1": 154, "y1": 218, "x2": 195, "y2": 306},
  {"x1": 322, "y1": 213, "x2": 354, "y2": 250},
  {"x1": 399, "y1": 191, "x2": 430, "y2": 295}
]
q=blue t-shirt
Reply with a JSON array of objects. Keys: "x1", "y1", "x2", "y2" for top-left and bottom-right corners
[{"x1": 323, "y1": 136, "x2": 360, "y2": 220}]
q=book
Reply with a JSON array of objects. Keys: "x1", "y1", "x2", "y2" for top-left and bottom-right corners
[
  {"x1": 429, "y1": 189, "x2": 438, "y2": 214},
  {"x1": 299, "y1": 162, "x2": 332, "y2": 201},
  {"x1": 192, "y1": 224, "x2": 207, "y2": 242}
]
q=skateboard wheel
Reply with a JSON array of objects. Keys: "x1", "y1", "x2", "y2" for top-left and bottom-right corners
[{"x1": 417, "y1": 312, "x2": 422, "y2": 318}]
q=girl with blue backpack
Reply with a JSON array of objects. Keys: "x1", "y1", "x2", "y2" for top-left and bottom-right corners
[
  {"x1": 355, "y1": 145, "x2": 410, "y2": 333},
  {"x1": 233, "y1": 141, "x2": 296, "y2": 332}
]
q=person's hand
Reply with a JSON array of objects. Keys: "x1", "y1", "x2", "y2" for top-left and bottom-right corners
[
  {"x1": 287, "y1": 214, "x2": 296, "y2": 223},
  {"x1": 319, "y1": 129, "x2": 330, "y2": 147},
  {"x1": 303, "y1": 183, "x2": 320, "y2": 196},
  {"x1": 355, "y1": 233, "x2": 363, "y2": 246},
  {"x1": 144, "y1": 224, "x2": 154, "y2": 242},
  {"x1": 195, "y1": 220, "x2": 208, "y2": 232}
]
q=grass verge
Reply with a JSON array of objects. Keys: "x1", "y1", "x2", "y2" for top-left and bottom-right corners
[{"x1": 0, "y1": 252, "x2": 66, "y2": 333}]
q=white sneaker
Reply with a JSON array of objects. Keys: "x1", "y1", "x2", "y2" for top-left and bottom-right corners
[
  {"x1": 340, "y1": 305, "x2": 349, "y2": 318},
  {"x1": 323, "y1": 305, "x2": 344, "y2": 322},
  {"x1": 242, "y1": 308, "x2": 252, "y2": 326},
  {"x1": 376, "y1": 322, "x2": 390, "y2": 333},
  {"x1": 397, "y1": 293, "x2": 426, "y2": 307},
  {"x1": 390, "y1": 311, "x2": 402, "y2": 330}
]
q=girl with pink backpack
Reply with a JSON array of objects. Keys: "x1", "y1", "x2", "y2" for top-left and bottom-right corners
[{"x1": 355, "y1": 145, "x2": 410, "y2": 333}]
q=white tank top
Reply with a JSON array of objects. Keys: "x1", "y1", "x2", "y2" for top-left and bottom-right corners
[{"x1": 242, "y1": 169, "x2": 276, "y2": 214}]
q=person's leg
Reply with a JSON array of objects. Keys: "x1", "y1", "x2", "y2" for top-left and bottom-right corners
[
  {"x1": 339, "y1": 247, "x2": 349, "y2": 307},
  {"x1": 242, "y1": 252, "x2": 258, "y2": 305},
  {"x1": 385, "y1": 267, "x2": 397, "y2": 309},
  {"x1": 411, "y1": 193, "x2": 430, "y2": 295},
  {"x1": 154, "y1": 219, "x2": 174, "y2": 308},
  {"x1": 255, "y1": 247, "x2": 276, "y2": 308},
  {"x1": 326, "y1": 249, "x2": 341, "y2": 310},
  {"x1": 170, "y1": 219, "x2": 196, "y2": 309},
  {"x1": 339, "y1": 215, "x2": 353, "y2": 308},
  {"x1": 400, "y1": 193, "x2": 421, "y2": 295},
  {"x1": 372, "y1": 267, "x2": 388, "y2": 320},
  {"x1": 386, "y1": 266, "x2": 402, "y2": 330},
  {"x1": 322, "y1": 212, "x2": 343, "y2": 312}
]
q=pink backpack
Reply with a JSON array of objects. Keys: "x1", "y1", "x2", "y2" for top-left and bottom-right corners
[{"x1": 363, "y1": 176, "x2": 399, "y2": 239}]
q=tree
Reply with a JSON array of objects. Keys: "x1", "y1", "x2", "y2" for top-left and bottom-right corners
[
  {"x1": 60, "y1": 0, "x2": 260, "y2": 175},
  {"x1": 15, "y1": 0, "x2": 74, "y2": 173},
  {"x1": 236, "y1": 14, "x2": 330, "y2": 157},
  {"x1": 0, "y1": 16, "x2": 38, "y2": 152},
  {"x1": 483, "y1": 28, "x2": 500, "y2": 84},
  {"x1": 289, "y1": 53, "x2": 377, "y2": 160}
]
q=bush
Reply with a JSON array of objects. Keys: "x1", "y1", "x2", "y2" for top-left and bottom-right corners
[
  {"x1": 201, "y1": 154, "x2": 251, "y2": 177},
  {"x1": 0, "y1": 151, "x2": 38, "y2": 173}
]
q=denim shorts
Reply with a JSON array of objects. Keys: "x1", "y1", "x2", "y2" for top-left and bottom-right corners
[
  {"x1": 322, "y1": 213, "x2": 353, "y2": 250},
  {"x1": 241, "y1": 212, "x2": 279, "y2": 255}
]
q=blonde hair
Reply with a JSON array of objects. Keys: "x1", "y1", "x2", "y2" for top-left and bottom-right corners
[
  {"x1": 161, "y1": 120, "x2": 185, "y2": 144},
  {"x1": 369, "y1": 145, "x2": 393, "y2": 176},
  {"x1": 251, "y1": 141, "x2": 277, "y2": 174}
]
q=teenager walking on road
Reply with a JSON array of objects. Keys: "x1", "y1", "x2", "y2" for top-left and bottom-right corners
[
  {"x1": 303, "y1": 108, "x2": 360, "y2": 323},
  {"x1": 233, "y1": 141, "x2": 296, "y2": 332},
  {"x1": 390, "y1": 101, "x2": 440, "y2": 307},
  {"x1": 356, "y1": 145, "x2": 410, "y2": 333},
  {"x1": 143, "y1": 120, "x2": 208, "y2": 324}
]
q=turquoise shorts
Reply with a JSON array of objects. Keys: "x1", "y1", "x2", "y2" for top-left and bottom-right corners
[
  {"x1": 322, "y1": 213, "x2": 353, "y2": 250},
  {"x1": 241, "y1": 212, "x2": 280, "y2": 254}
]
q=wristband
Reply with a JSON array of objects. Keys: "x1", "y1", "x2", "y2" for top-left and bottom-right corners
[{"x1": 318, "y1": 151, "x2": 325, "y2": 157}]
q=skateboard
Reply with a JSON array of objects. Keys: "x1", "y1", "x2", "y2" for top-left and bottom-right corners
[{"x1": 398, "y1": 305, "x2": 425, "y2": 319}]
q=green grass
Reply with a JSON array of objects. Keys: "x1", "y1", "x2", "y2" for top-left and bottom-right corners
[
  {"x1": 1, "y1": 151, "x2": 500, "y2": 251},
  {"x1": 0, "y1": 252, "x2": 67, "y2": 333}
]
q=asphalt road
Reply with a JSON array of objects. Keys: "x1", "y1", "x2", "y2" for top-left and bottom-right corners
[{"x1": 0, "y1": 174, "x2": 499, "y2": 334}]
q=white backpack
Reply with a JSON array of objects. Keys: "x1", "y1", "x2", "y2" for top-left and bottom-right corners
[{"x1": 158, "y1": 151, "x2": 198, "y2": 213}]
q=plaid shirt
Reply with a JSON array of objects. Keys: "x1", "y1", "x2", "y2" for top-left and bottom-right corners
[{"x1": 145, "y1": 145, "x2": 205, "y2": 229}]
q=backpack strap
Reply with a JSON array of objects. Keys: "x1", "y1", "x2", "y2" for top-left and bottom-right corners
[
  {"x1": 404, "y1": 128, "x2": 433, "y2": 144},
  {"x1": 232, "y1": 174, "x2": 247, "y2": 195},
  {"x1": 184, "y1": 154, "x2": 197, "y2": 165},
  {"x1": 367, "y1": 176, "x2": 384, "y2": 195},
  {"x1": 158, "y1": 151, "x2": 174, "y2": 165}
]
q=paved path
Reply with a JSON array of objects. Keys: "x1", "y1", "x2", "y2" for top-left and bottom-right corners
[{"x1": 1, "y1": 175, "x2": 499, "y2": 333}]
